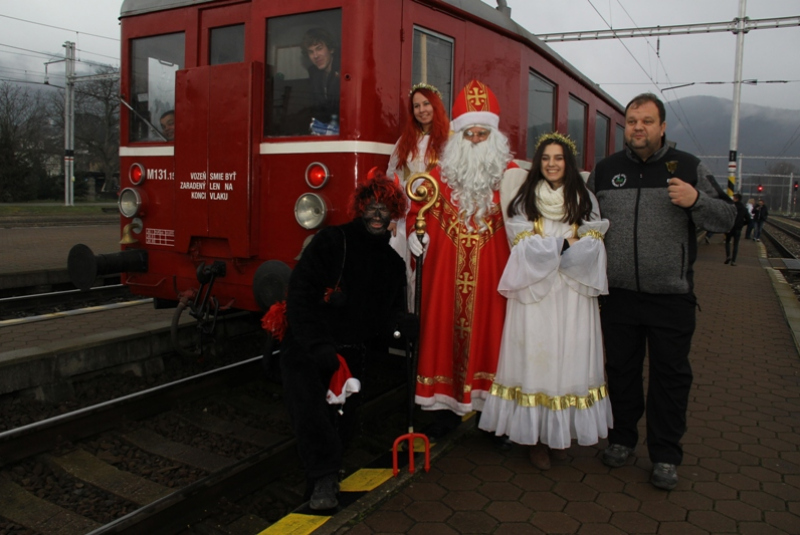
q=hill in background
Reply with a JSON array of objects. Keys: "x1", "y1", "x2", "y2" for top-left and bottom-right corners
[{"x1": 665, "y1": 95, "x2": 800, "y2": 183}]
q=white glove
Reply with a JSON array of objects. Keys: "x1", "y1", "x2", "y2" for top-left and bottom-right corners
[{"x1": 408, "y1": 232, "x2": 429, "y2": 257}]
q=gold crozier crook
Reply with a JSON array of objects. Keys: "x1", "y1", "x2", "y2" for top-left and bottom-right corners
[{"x1": 405, "y1": 172, "x2": 440, "y2": 243}]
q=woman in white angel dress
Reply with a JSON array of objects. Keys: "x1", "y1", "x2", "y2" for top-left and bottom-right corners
[
  {"x1": 479, "y1": 133, "x2": 612, "y2": 470},
  {"x1": 386, "y1": 83, "x2": 449, "y2": 308}
]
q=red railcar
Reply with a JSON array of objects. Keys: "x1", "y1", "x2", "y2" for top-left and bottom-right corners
[{"x1": 70, "y1": 0, "x2": 623, "y2": 343}]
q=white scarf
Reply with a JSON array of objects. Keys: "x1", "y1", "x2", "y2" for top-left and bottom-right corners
[{"x1": 535, "y1": 180, "x2": 566, "y2": 221}]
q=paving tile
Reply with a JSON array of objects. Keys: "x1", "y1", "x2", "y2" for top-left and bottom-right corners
[
  {"x1": 763, "y1": 482, "x2": 800, "y2": 502},
  {"x1": 717, "y1": 472, "x2": 762, "y2": 491},
  {"x1": 563, "y1": 502, "x2": 612, "y2": 523},
  {"x1": 440, "y1": 491, "x2": 488, "y2": 512},
  {"x1": 363, "y1": 510, "x2": 415, "y2": 533},
  {"x1": 737, "y1": 522, "x2": 792, "y2": 535},
  {"x1": 686, "y1": 511, "x2": 738, "y2": 533},
  {"x1": 553, "y1": 481, "x2": 599, "y2": 502},
  {"x1": 582, "y1": 473, "x2": 626, "y2": 493},
  {"x1": 656, "y1": 522, "x2": 711, "y2": 535},
  {"x1": 714, "y1": 499, "x2": 764, "y2": 522},
  {"x1": 596, "y1": 492, "x2": 641, "y2": 513},
  {"x1": 741, "y1": 466, "x2": 786, "y2": 483},
  {"x1": 520, "y1": 491, "x2": 567, "y2": 512},
  {"x1": 638, "y1": 500, "x2": 687, "y2": 522},
  {"x1": 476, "y1": 481, "x2": 523, "y2": 501},
  {"x1": 408, "y1": 522, "x2": 460, "y2": 535},
  {"x1": 402, "y1": 482, "x2": 447, "y2": 501},
  {"x1": 510, "y1": 473, "x2": 555, "y2": 492},
  {"x1": 469, "y1": 464, "x2": 513, "y2": 482},
  {"x1": 577, "y1": 524, "x2": 628, "y2": 535},
  {"x1": 530, "y1": 511, "x2": 580, "y2": 534},
  {"x1": 436, "y1": 473, "x2": 480, "y2": 491},
  {"x1": 445, "y1": 511, "x2": 498, "y2": 534},
  {"x1": 404, "y1": 501, "x2": 453, "y2": 522},
  {"x1": 609, "y1": 511, "x2": 658, "y2": 533},
  {"x1": 740, "y1": 489, "x2": 789, "y2": 512},
  {"x1": 667, "y1": 491, "x2": 714, "y2": 511},
  {"x1": 485, "y1": 500, "x2": 533, "y2": 522},
  {"x1": 764, "y1": 511, "x2": 800, "y2": 534},
  {"x1": 493, "y1": 523, "x2": 545, "y2": 535}
]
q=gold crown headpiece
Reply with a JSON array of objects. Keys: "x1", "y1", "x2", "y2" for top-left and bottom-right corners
[
  {"x1": 535, "y1": 132, "x2": 578, "y2": 156},
  {"x1": 409, "y1": 82, "x2": 441, "y2": 98}
]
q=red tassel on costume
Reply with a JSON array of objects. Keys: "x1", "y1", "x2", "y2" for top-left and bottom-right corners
[{"x1": 261, "y1": 301, "x2": 288, "y2": 341}]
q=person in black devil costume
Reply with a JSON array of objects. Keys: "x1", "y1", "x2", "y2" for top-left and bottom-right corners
[{"x1": 278, "y1": 169, "x2": 416, "y2": 511}]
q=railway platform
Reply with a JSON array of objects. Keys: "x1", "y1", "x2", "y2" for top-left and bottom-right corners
[
  {"x1": 299, "y1": 235, "x2": 800, "y2": 535},
  {"x1": 2, "y1": 225, "x2": 799, "y2": 534}
]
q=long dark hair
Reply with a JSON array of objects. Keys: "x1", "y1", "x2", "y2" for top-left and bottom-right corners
[{"x1": 508, "y1": 138, "x2": 592, "y2": 225}]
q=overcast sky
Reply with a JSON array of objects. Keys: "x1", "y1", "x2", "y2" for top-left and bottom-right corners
[{"x1": 1, "y1": 0, "x2": 798, "y2": 112}]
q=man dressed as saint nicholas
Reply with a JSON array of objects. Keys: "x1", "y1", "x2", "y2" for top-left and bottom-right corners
[{"x1": 407, "y1": 79, "x2": 527, "y2": 437}]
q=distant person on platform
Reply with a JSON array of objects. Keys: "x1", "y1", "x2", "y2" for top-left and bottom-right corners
[
  {"x1": 407, "y1": 79, "x2": 523, "y2": 438},
  {"x1": 279, "y1": 170, "x2": 416, "y2": 510},
  {"x1": 744, "y1": 198, "x2": 755, "y2": 239},
  {"x1": 303, "y1": 27, "x2": 340, "y2": 134},
  {"x1": 752, "y1": 199, "x2": 768, "y2": 242},
  {"x1": 725, "y1": 193, "x2": 750, "y2": 266},
  {"x1": 160, "y1": 110, "x2": 175, "y2": 141},
  {"x1": 588, "y1": 93, "x2": 735, "y2": 490}
]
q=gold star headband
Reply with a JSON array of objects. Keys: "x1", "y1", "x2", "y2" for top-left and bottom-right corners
[
  {"x1": 409, "y1": 82, "x2": 441, "y2": 98},
  {"x1": 535, "y1": 132, "x2": 578, "y2": 156}
]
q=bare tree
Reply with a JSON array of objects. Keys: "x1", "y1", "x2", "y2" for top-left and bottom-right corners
[
  {"x1": 49, "y1": 66, "x2": 120, "y2": 199},
  {"x1": 0, "y1": 82, "x2": 51, "y2": 202}
]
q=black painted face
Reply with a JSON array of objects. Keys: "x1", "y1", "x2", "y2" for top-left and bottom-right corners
[{"x1": 362, "y1": 202, "x2": 392, "y2": 235}]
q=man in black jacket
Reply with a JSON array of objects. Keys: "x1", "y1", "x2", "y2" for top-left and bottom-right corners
[
  {"x1": 725, "y1": 193, "x2": 750, "y2": 266},
  {"x1": 281, "y1": 171, "x2": 413, "y2": 510},
  {"x1": 588, "y1": 93, "x2": 735, "y2": 490},
  {"x1": 752, "y1": 199, "x2": 769, "y2": 241}
]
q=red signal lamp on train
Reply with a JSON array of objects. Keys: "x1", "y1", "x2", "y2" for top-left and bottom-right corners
[
  {"x1": 305, "y1": 162, "x2": 330, "y2": 189},
  {"x1": 129, "y1": 163, "x2": 145, "y2": 186}
]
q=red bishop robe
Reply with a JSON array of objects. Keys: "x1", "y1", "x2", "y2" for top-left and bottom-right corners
[{"x1": 407, "y1": 163, "x2": 517, "y2": 415}]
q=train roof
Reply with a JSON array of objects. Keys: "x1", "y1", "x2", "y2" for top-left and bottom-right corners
[{"x1": 119, "y1": 0, "x2": 623, "y2": 112}]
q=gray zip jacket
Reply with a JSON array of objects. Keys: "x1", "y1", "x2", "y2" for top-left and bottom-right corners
[{"x1": 588, "y1": 141, "x2": 735, "y2": 294}]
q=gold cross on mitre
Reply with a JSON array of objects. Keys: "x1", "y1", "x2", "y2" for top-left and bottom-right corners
[{"x1": 466, "y1": 84, "x2": 487, "y2": 110}]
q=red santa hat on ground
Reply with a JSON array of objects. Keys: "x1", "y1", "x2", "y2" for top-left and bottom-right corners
[
  {"x1": 450, "y1": 79, "x2": 500, "y2": 132},
  {"x1": 326, "y1": 354, "x2": 361, "y2": 408}
]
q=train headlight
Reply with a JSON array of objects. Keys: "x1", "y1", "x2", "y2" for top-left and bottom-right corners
[
  {"x1": 294, "y1": 193, "x2": 327, "y2": 229},
  {"x1": 119, "y1": 187, "x2": 145, "y2": 218},
  {"x1": 305, "y1": 162, "x2": 329, "y2": 189},
  {"x1": 129, "y1": 163, "x2": 145, "y2": 186}
]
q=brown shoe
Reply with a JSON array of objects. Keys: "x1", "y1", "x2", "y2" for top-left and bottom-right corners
[
  {"x1": 529, "y1": 443, "x2": 551, "y2": 470},
  {"x1": 550, "y1": 448, "x2": 568, "y2": 462}
]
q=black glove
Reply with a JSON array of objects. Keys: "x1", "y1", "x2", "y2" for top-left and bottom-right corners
[
  {"x1": 312, "y1": 343, "x2": 339, "y2": 377},
  {"x1": 395, "y1": 312, "x2": 420, "y2": 341}
]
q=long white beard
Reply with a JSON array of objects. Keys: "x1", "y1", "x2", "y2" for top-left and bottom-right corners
[{"x1": 440, "y1": 128, "x2": 512, "y2": 231}]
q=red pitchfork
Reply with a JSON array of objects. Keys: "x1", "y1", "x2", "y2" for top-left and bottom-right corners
[{"x1": 392, "y1": 172, "x2": 439, "y2": 477}]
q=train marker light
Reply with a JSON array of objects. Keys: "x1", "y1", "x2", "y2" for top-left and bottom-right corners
[
  {"x1": 757, "y1": 184, "x2": 763, "y2": 193},
  {"x1": 295, "y1": 193, "x2": 327, "y2": 229},
  {"x1": 305, "y1": 162, "x2": 330, "y2": 189},
  {"x1": 129, "y1": 163, "x2": 146, "y2": 185}
]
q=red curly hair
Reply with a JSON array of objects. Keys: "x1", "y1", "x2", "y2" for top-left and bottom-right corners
[
  {"x1": 393, "y1": 87, "x2": 449, "y2": 168},
  {"x1": 350, "y1": 169, "x2": 408, "y2": 220}
]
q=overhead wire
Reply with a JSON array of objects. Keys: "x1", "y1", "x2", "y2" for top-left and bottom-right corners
[{"x1": 608, "y1": 0, "x2": 707, "y2": 154}]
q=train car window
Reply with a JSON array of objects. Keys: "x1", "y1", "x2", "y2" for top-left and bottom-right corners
[
  {"x1": 568, "y1": 95, "x2": 587, "y2": 166},
  {"x1": 615, "y1": 123, "x2": 625, "y2": 154},
  {"x1": 595, "y1": 112, "x2": 609, "y2": 165},
  {"x1": 129, "y1": 33, "x2": 185, "y2": 143},
  {"x1": 210, "y1": 24, "x2": 244, "y2": 65},
  {"x1": 412, "y1": 27, "x2": 454, "y2": 115},
  {"x1": 526, "y1": 71, "x2": 555, "y2": 159},
  {"x1": 264, "y1": 9, "x2": 342, "y2": 137}
]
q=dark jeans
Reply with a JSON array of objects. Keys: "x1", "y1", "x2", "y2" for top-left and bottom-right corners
[
  {"x1": 753, "y1": 220, "x2": 765, "y2": 240},
  {"x1": 744, "y1": 220, "x2": 754, "y2": 239},
  {"x1": 600, "y1": 289, "x2": 696, "y2": 465},
  {"x1": 725, "y1": 228, "x2": 742, "y2": 262}
]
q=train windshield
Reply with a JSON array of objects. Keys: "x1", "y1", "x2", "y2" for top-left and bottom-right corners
[
  {"x1": 128, "y1": 32, "x2": 185, "y2": 143},
  {"x1": 264, "y1": 9, "x2": 342, "y2": 137}
]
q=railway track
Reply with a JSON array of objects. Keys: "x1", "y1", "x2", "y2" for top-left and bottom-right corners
[
  {"x1": 0, "y1": 283, "x2": 133, "y2": 321},
  {"x1": 0, "y1": 354, "x2": 410, "y2": 534},
  {"x1": 763, "y1": 217, "x2": 800, "y2": 260}
]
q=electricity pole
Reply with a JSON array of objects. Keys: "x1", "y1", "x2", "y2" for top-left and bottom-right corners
[
  {"x1": 727, "y1": 0, "x2": 747, "y2": 198},
  {"x1": 64, "y1": 41, "x2": 75, "y2": 206}
]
